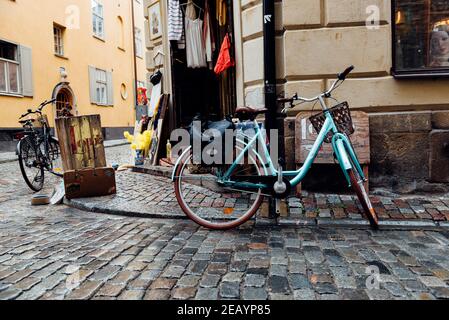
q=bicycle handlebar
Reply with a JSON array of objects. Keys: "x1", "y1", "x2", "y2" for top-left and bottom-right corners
[
  {"x1": 19, "y1": 99, "x2": 56, "y2": 119},
  {"x1": 338, "y1": 65, "x2": 354, "y2": 81},
  {"x1": 279, "y1": 66, "x2": 355, "y2": 112}
]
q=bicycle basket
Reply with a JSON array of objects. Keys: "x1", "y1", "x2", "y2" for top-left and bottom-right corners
[{"x1": 309, "y1": 101, "x2": 354, "y2": 143}]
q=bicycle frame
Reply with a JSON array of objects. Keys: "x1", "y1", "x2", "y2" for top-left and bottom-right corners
[
  {"x1": 172, "y1": 69, "x2": 366, "y2": 193},
  {"x1": 220, "y1": 103, "x2": 366, "y2": 191}
]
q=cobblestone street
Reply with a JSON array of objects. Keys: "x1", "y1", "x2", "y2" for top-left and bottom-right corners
[{"x1": 1, "y1": 146, "x2": 449, "y2": 300}]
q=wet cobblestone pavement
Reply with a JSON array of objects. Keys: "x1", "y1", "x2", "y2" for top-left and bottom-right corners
[
  {"x1": 68, "y1": 145, "x2": 449, "y2": 229},
  {"x1": 1, "y1": 145, "x2": 449, "y2": 300}
]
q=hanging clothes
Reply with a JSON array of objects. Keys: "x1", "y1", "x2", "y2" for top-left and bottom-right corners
[
  {"x1": 216, "y1": 0, "x2": 227, "y2": 27},
  {"x1": 185, "y1": 0, "x2": 197, "y2": 20},
  {"x1": 148, "y1": 81, "x2": 162, "y2": 117},
  {"x1": 214, "y1": 34, "x2": 234, "y2": 75},
  {"x1": 203, "y1": 0, "x2": 215, "y2": 68},
  {"x1": 168, "y1": 0, "x2": 183, "y2": 41},
  {"x1": 185, "y1": 17, "x2": 207, "y2": 68}
]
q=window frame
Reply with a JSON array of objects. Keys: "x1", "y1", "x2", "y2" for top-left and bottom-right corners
[
  {"x1": 392, "y1": 0, "x2": 449, "y2": 79},
  {"x1": 53, "y1": 24, "x2": 65, "y2": 57},
  {"x1": 0, "y1": 41, "x2": 21, "y2": 95},
  {"x1": 95, "y1": 68, "x2": 108, "y2": 105},
  {"x1": 92, "y1": 0, "x2": 105, "y2": 40}
]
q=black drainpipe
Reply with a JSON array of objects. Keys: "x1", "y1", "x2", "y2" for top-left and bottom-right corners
[
  {"x1": 263, "y1": 2, "x2": 285, "y2": 164},
  {"x1": 263, "y1": 0, "x2": 277, "y2": 135},
  {"x1": 263, "y1": 1, "x2": 284, "y2": 218}
]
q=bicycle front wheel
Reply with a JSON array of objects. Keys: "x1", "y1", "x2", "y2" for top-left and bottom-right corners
[
  {"x1": 18, "y1": 136, "x2": 45, "y2": 192},
  {"x1": 174, "y1": 145, "x2": 265, "y2": 230},
  {"x1": 348, "y1": 166, "x2": 379, "y2": 229}
]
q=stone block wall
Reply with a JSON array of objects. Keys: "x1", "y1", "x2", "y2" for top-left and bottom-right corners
[
  {"x1": 369, "y1": 111, "x2": 449, "y2": 193},
  {"x1": 264, "y1": 0, "x2": 449, "y2": 193}
]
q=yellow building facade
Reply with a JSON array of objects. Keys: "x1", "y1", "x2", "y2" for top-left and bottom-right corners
[{"x1": 0, "y1": 0, "x2": 149, "y2": 149}]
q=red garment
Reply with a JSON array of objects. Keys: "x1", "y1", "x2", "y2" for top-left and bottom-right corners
[
  {"x1": 137, "y1": 87, "x2": 148, "y2": 105},
  {"x1": 214, "y1": 34, "x2": 235, "y2": 75}
]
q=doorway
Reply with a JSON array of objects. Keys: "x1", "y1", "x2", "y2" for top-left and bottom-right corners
[
  {"x1": 169, "y1": 0, "x2": 237, "y2": 128},
  {"x1": 52, "y1": 83, "x2": 76, "y2": 119}
]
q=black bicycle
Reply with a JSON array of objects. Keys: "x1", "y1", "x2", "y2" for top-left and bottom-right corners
[{"x1": 17, "y1": 99, "x2": 63, "y2": 192}]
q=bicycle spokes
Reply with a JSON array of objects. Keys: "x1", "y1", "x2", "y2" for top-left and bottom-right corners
[{"x1": 174, "y1": 146, "x2": 265, "y2": 230}]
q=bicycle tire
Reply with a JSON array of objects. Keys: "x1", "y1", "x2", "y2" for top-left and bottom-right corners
[
  {"x1": 174, "y1": 146, "x2": 265, "y2": 230},
  {"x1": 18, "y1": 137, "x2": 45, "y2": 192},
  {"x1": 348, "y1": 169, "x2": 379, "y2": 229},
  {"x1": 47, "y1": 137, "x2": 63, "y2": 177}
]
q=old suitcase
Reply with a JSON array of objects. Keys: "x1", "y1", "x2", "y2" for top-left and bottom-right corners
[{"x1": 64, "y1": 167, "x2": 116, "y2": 200}]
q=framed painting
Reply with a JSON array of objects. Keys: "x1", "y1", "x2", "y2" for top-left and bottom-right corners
[{"x1": 148, "y1": 1, "x2": 162, "y2": 40}]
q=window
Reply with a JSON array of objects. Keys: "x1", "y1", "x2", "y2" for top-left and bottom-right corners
[
  {"x1": 135, "y1": 27, "x2": 143, "y2": 57},
  {"x1": 393, "y1": 0, "x2": 449, "y2": 77},
  {"x1": 88, "y1": 66, "x2": 113, "y2": 106},
  {"x1": 53, "y1": 25, "x2": 65, "y2": 56},
  {"x1": 92, "y1": 0, "x2": 104, "y2": 39},
  {"x1": 0, "y1": 40, "x2": 20, "y2": 94},
  {"x1": 96, "y1": 69, "x2": 107, "y2": 105}
]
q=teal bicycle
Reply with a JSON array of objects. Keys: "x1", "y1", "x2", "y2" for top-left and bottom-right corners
[{"x1": 173, "y1": 66, "x2": 379, "y2": 230}]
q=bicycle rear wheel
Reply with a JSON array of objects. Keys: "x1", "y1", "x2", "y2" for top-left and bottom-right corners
[
  {"x1": 18, "y1": 136, "x2": 45, "y2": 192},
  {"x1": 47, "y1": 137, "x2": 63, "y2": 177},
  {"x1": 174, "y1": 145, "x2": 265, "y2": 230}
]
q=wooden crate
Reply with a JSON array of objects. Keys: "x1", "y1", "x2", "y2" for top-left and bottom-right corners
[
  {"x1": 295, "y1": 111, "x2": 370, "y2": 193},
  {"x1": 56, "y1": 115, "x2": 106, "y2": 171}
]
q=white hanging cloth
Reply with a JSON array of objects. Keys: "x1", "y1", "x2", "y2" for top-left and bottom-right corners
[
  {"x1": 148, "y1": 81, "x2": 162, "y2": 117},
  {"x1": 185, "y1": 0, "x2": 197, "y2": 20},
  {"x1": 185, "y1": 18, "x2": 207, "y2": 68}
]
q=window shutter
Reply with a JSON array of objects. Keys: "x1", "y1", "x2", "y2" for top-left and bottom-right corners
[
  {"x1": 19, "y1": 45, "x2": 34, "y2": 97},
  {"x1": 106, "y1": 71, "x2": 114, "y2": 106},
  {"x1": 88, "y1": 66, "x2": 97, "y2": 104}
]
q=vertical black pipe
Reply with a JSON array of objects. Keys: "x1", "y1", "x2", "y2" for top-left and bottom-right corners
[
  {"x1": 263, "y1": 0, "x2": 277, "y2": 134},
  {"x1": 263, "y1": 0, "x2": 282, "y2": 218}
]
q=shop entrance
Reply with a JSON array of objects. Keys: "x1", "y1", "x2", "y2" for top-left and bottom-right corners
[{"x1": 169, "y1": 0, "x2": 237, "y2": 128}]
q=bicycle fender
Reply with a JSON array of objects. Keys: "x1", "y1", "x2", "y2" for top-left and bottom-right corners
[
  {"x1": 332, "y1": 136, "x2": 352, "y2": 186},
  {"x1": 171, "y1": 146, "x2": 192, "y2": 181},
  {"x1": 16, "y1": 139, "x2": 22, "y2": 156},
  {"x1": 335, "y1": 139, "x2": 352, "y2": 170}
]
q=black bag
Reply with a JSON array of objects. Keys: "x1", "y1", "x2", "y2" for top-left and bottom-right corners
[{"x1": 189, "y1": 115, "x2": 235, "y2": 166}]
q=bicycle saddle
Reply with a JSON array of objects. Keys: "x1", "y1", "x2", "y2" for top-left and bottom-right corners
[{"x1": 235, "y1": 106, "x2": 268, "y2": 120}]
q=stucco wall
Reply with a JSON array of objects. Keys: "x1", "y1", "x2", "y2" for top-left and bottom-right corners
[{"x1": 0, "y1": 0, "x2": 143, "y2": 130}]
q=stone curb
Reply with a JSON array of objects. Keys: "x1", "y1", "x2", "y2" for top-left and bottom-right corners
[
  {"x1": 66, "y1": 196, "x2": 449, "y2": 231},
  {"x1": 0, "y1": 140, "x2": 129, "y2": 164},
  {"x1": 64, "y1": 164, "x2": 449, "y2": 231},
  {"x1": 64, "y1": 197, "x2": 186, "y2": 220},
  {"x1": 132, "y1": 165, "x2": 173, "y2": 178},
  {"x1": 257, "y1": 217, "x2": 447, "y2": 231}
]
